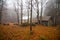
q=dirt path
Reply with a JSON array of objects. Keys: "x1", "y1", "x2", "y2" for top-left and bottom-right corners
[{"x1": 0, "y1": 24, "x2": 58, "y2": 40}]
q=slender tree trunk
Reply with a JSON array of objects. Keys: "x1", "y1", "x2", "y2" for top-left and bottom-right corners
[
  {"x1": 28, "y1": 8, "x2": 29, "y2": 23},
  {"x1": 13, "y1": 1, "x2": 20, "y2": 25},
  {"x1": 37, "y1": 5, "x2": 39, "y2": 24},
  {"x1": 35, "y1": 0, "x2": 40, "y2": 24},
  {"x1": 0, "y1": 0, "x2": 3, "y2": 24},
  {"x1": 40, "y1": 0, "x2": 43, "y2": 24},
  {"x1": 36, "y1": 0, "x2": 39, "y2": 24},
  {"x1": 27, "y1": 2, "x2": 29, "y2": 23},
  {"x1": 17, "y1": 0, "x2": 20, "y2": 25},
  {"x1": 17, "y1": 12, "x2": 19, "y2": 24},
  {"x1": 21, "y1": 0, "x2": 23, "y2": 24},
  {"x1": 30, "y1": 0, "x2": 33, "y2": 34}
]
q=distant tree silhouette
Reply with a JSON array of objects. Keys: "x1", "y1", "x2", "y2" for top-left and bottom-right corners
[
  {"x1": 27, "y1": 0, "x2": 30, "y2": 23},
  {"x1": 40, "y1": 0, "x2": 43, "y2": 24},
  {"x1": 21, "y1": 0, "x2": 23, "y2": 24},
  {"x1": 0, "y1": 0, "x2": 3, "y2": 24},
  {"x1": 0, "y1": 0, "x2": 7, "y2": 24},
  {"x1": 35, "y1": 0, "x2": 39, "y2": 24},
  {"x1": 13, "y1": 0, "x2": 20, "y2": 25}
]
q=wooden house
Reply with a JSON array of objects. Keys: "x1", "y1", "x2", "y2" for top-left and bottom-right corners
[{"x1": 40, "y1": 16, "x2": 53, "y2": 26}]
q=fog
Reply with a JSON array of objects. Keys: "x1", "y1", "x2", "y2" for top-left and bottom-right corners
[{"x1": 1, "y1": 0, "x2": 59, "y2": 23}]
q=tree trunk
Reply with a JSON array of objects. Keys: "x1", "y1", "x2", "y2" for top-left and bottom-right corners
[
  {"x1": 30, "y1": 0, "x2": 33, "y2": 34},
  {"x1": 13, "y1": 1, "x2": 20, "y2": 25},
  {"x1": 36, "y1": 0, "x2": 39, "y2": 24},
  {"x1": 0, "y1": 0, "x2": 3, "y2": 24},
  {"x1": 17, "y1": 12, "x2": 19, "y2": 24},
  {"x1": 27, "y1": 2, "x2": 29, "y2": 23},
  {"x1": 17, "y1": 0, "x2": 20, "y2": 25},
  {"x1": 40, "y1": 0, "x2": 43, "y2": 24},
  {"x1": 28, "y1": 8, "x2": 29, "y2": 23},
  {"x1": 21, "y1": 0, "x2": 23, "y2": 24}
]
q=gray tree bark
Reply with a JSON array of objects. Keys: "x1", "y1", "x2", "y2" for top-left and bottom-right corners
[
  {"x1": 0, "y1": 0, "x2": 6, "y2": 24},
  {"x1": 30, "y1": 0, "x2": 33, "y2": 34},
  {"x1": 35, "y1": 0, "x2": 39, "y2": 24},
  {"x1": 13, "y1": 0, "x2": 20, "y2": 25},
  {"x1": 40, "y1": 0, "x2": 43, "y2": 24},
  {"x1": 27, "y1": 1, "x2": 30, "y2": 23},
  {"x1": 21, "y1": 0, "x2": 23, "y2": 24}
]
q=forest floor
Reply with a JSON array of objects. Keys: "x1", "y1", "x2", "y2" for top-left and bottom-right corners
[{"x1": 0, "y1": 23, "x2": 58, "y2": 40}]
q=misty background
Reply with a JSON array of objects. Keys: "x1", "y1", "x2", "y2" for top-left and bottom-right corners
[{"x1": 0, "y1": 0, "x2": 60, "y2": 24}]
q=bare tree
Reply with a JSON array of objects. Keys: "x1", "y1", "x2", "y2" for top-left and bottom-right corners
[
  {"x1": 40, "y1": 0, "x2": 43, "y2": 24},
  {"x1": 26, "y1": 0, "x2": 30, "y2": 23},
  {"x1": 0, "y1": 0, "x2": 3, "y2": 24},
  {"x1": 30, "y1": 0, "x2": 33, "y2": 34},
  {"x1": 13, "y1": 0, "x2": 20, "y2": 25},
  {"x1": 0, "y1": 0, "x2": 7, "y2": 24},
  {"x1": 35, "y1": 0, "x2": 40, "y2": 24},
  {"x1": 21, "y1": 0, "x2": 23, "y2": 24},
  {"x1": 27, "y1": 1, "x2": 29, "y2": 23}
]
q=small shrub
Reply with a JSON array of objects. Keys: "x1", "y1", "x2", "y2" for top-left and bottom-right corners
[
  {"x1": 14, "y1": 24, "x2": 19, "y2": 25},
  {"x1": 3, "y1": 24, "x2": 6, "y2": 25},
  {"x1": 20, "y1": 22, "x2": 36, "y2": 27},
  {"x1": 3, "y1": 23, "x2": 9, "y2": 25},
  {"x1": 30, "y1": 23, "x2": 36, "y2": 26},
  {"x1": 35, "y1": 22, "x2": 38, "y2": 24},
  {"x1": 32, "y1": 23, "x2": 36, "y2": 26},
  {"x1": 21, "y1": 22, "x2": 29, "y2": 27}
]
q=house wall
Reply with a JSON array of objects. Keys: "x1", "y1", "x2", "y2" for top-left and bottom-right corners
[{"x1": 48, "y1": 20, "x2": 53, "y2": 26}]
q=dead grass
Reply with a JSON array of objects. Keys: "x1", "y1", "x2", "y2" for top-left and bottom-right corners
[{"x1": 0, "y1": 23, "x2": 58, "y2": 40}]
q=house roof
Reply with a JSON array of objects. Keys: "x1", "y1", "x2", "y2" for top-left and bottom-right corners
[
  {"x1": 41, "y1": 16, "x2": 51, "y2": 21},
  {"x1": 32, "y1": 16, "x2": 51, "y2": 22}
]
